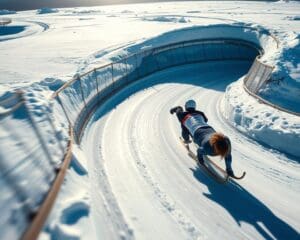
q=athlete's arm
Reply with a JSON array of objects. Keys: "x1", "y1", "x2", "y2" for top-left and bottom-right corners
[
  {"x1": 196, "y1": 147, "x2": 205, "y2": 164},
  {"x1": 170, "y1": 106, "x2": 191, "y2": 141},
  {"x1": 170, "y1": 106, "x2": 185, "y2": 121},
  {"x1": 225, "y1": 154, "x2": 233, "y2": 174}
]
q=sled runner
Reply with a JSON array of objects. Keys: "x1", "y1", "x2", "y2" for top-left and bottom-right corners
[{"x1": 180, "y1": 138, "x2": 246, "y2": 183}]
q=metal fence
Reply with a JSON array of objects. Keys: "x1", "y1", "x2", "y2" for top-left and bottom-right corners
[
  {"x1": 53, "y1": 38, "x2": 260, "y2": 143},
  {"x1": 243, "y1": 57, "x2": 300, "y2": 116},
  {"x1": 244, "y1": 57, "x2": 274, "y2": 93}
]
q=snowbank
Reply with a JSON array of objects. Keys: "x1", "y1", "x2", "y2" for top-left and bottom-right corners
[
  {"x1": 87, "y1": 24, "x2": 275, "y2": 67},
  {"x1": 0, "y1": 76, "x2": 68, "y2": 239},
  {"x1": 142, "y1": 16, "x2": 190, "y2": 23},
  {"x1": 71, "y1": 9, "x2": 103, "y2": 15},
  {"x1": 37, "y1": 8, "x2": 59, "y2": 15},
  {"x1": 121, "y1": 10, "x2": 134, "y2": 14},
  {"x1": 222, "y1": 78, "x2": 300, "y2": 157},
  {"x1": 0, "y1": 10, "x2": 16, "y2": 15},
  {"x1": 40, "y1": 144, "x2": 92, "y2": 240},
  {"x1": 259, "y1": 32, "x2": 300, "y2": 112},
  {"x1": 285, "y1": 15, "x2": 300, "y2": 21},
  {"x1": 0, "y1": 21, "x2": 45, "y2": 42}
]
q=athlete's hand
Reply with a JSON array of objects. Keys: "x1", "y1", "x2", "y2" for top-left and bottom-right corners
[
  {"x1": 227, "y1": 169, "x2": 234, "y2": 177},
  {"x1": 170, "y1": 106, "x2": 183, "y2": 114}
]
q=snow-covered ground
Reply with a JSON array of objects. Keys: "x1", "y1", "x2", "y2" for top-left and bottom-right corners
[
  {"x1": 0, "y1": 1, "x2": 299, "y2": 96},
  {"x1": 43, "y1": 62, "x2": 299, "y2": 240},
  {"x1": 0, "y1": 1, "x2": 299, "y2": 239}
]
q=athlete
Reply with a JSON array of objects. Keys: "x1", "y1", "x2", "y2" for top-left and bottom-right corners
[{"x1": 170, "y1": 99, "x2": 234, "y2": 176}]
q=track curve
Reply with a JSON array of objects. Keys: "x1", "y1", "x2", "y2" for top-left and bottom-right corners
[{"x1": 81, "y1": 61, "x2": 299, "y2": 240}]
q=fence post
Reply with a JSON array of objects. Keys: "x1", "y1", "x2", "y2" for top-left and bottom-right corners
[
  {"x1": 124, "y1": 57, "x2": 129, "y2": 83},
  {"x1": 104, "y1": 66, "x2": 109, "y2": 89},
  {"x1": 78, "y1": 75, "x2": 87, "y2": 108},
  {"x1": 21, "y1": 127, "x2": 73, "y2": 240},
  {"x1": 56, "y1": 94, "x2": 72, "y2": 127},
  {"x1": 152, "y1": 49, "x2": 161, "y2": 72},
  {"x1": 94, "y1": 69, "x2": 99, "y2": 93},
  {"x1": 135, "y1": 54, "x2": 141, "y2": 79},
  {"x1": 111, "y1": 63, "x2": 114, "y2": 90}
]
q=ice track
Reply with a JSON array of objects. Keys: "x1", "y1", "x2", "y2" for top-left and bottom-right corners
[{"x1": 81, "y1": 62, "x2": 299, "y2": 240}]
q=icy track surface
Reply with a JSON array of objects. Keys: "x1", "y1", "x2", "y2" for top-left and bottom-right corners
[{"x1": 77, "y1": 62, "x2": 299, "y2": 240}]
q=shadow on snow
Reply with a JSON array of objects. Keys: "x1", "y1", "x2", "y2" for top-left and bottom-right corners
[{"x1": 190, "y1": 167, "x2": 299, "y2": 240}]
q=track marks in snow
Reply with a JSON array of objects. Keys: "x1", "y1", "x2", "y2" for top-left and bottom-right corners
[
  {"x1": 127, "y1": 86, "x2": 204, "y2": 239},
  {"x1": 0, "y1": 20, "x2": 48, "y2": 42},
  {"x1": 27, "y1": 20, "x2": 50, "y2": 31},
  {"x1": 217, "y1": 97, "x2": 300, "y2": 189},
  {"x1": 84, "y1": 62, "x2": 299, "y2": 239},
  {"x1": 87, "y1": 113, "x2": 135, "y2": 240},
  {"x1": 93, "y1": 63, "x2": 249, "y2": 239},
  {"x1": 92, "y1": 155, "x2": 134, "y2": 240},
  {"x1": 99, "y1": 84, "x2": 205, "y2": 239}
]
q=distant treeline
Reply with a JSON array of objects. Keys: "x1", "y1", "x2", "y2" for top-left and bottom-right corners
[{"x1": 0, "y1": 0, "x2": 280, "y2": 12}]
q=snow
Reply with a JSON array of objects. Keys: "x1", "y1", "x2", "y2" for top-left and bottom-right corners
[
  {"x1": 37, "y1": 8, "x2": 59, "y2": 15},
  {"x1": 222, "y1": 79, "x2": 300, "y2": 157},
  {"x1": 142, "y1": 16, "x2": 190, "y2": 23},
  {"x1": 0, "y1": 20, "x2": 46, "y2": 42},
  {"x1": 285, "y1": 15, "x2": 300, "y2": 21},
  {"x1": 0, "y1": 1, "x2": 299, "y2": 240},
  {"x1": 258, "y1": 32, "x2": 300, "y2": 112},
  {"x1": 0, "y1": 10, "x2": 16, "y2": 15},
  {"x1": 0, "y1": 91, "x2": 67, "y2": 239}
]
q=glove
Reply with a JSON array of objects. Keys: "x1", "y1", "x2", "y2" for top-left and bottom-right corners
[
  {"x1": 183, "y1": 139, "x2": 192, "y2": 144},
  {"x1": 198, "y1": 156, "x2": 204, "y2": 165},
  {"x1": 170, "y1": 106, "x2": 182, "y2": 114},
  {"x1": 227, "y1": 169, "x2": 234, "y2": 177}
]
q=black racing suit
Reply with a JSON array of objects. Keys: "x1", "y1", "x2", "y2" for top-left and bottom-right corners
[{"x1": 170, "y1": 106, "x2": 233, "y2": 175}]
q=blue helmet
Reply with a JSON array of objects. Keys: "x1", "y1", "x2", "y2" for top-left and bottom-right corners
[{"x1": 185, "y1": 99, "x2": 196, "y2": 110}]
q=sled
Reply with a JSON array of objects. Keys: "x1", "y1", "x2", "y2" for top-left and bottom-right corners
[{"x1": 180, "y1": 138, "x2": 246, "y2": 184}]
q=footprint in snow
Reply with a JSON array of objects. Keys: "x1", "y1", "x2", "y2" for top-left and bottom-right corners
[{"x1": 61, "y1": 201, "x2": 89, "y2": 225}]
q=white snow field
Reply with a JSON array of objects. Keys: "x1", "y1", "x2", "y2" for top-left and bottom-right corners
[{"x1": 0, "y1": 1, "x2": 299, "y2": 240}]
